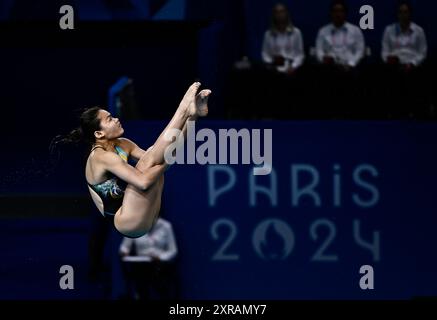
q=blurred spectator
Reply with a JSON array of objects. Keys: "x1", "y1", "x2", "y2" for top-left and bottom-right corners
[
  {"x1": 262, "y1": 3, "x2": 305, "y2": 74},
  {"x1": 119, "y1": 217, "x2": 178, "y2": 300},
  {"x1": 311, "y1": 0, "x2": 365, "y2": 119},
  {"x1": 253, "y1": 3, "x2": 306, "y2": 119},
  {"x1": 382, "y1": 1, "x2": 427, "y2": 71},
  {"x1": 380, "y1": 1, "x2": 430, "y2": 119},
  {"x1": 316, "y1": 0, "x2": 365, "y2": 69}
]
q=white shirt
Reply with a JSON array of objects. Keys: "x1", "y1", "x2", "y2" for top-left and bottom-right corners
[
  {"x1": 316, "y1": 22, "x2": 365, "y2": 67},
  {"x1": 381, "y1": 22, "x2": 427, "y2": 66},
  {"x1": 262, "y1": 26, "x2": 305, "y2": 72},
  {"x1": 119, "y1": 218, "x2": 178, "y2": 262}
]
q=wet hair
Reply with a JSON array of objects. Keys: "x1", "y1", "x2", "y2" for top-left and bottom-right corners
[{"x1": 49, "y1": 106, "x2": 102, "y2": 156}]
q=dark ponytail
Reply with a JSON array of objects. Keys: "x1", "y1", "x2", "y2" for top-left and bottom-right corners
[
  {"x1": 49, "y1": 106, "x2": 102, "y2": 161},
  {"x1": 50, "y1": 127, "x2": 83, "y2": 148}
]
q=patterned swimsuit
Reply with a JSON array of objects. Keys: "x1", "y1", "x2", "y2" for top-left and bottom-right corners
[{"x1": 88, "y1": 145, "x2": 128, "y2": 217}]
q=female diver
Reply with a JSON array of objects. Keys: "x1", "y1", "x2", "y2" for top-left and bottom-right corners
[{"x1": 54, "y1": 82, "x2": 210, "y2": 238}]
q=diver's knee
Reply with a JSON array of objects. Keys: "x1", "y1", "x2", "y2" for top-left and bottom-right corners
[{"x1": 114, "y1": 213, "x2": 153, "y2": 238}]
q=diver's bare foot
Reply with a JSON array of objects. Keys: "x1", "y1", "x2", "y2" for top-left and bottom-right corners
[
  {"x1": 195, "y1": 89, "x2": 211, "y2": 117},
  {"x1": 179, "y1": 82, "x2": 201, "y2": 117}
]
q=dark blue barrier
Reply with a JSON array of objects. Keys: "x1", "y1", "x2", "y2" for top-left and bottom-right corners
[
  {"x1": 1, "y1": 120, "x2": 437, "y2": 299},
  {"x1": 122, "y1": 120, "x2": 437, "y2": 299}
]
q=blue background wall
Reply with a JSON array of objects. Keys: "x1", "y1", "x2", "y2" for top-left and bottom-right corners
[
  {"x1": 98, "y1": 120, "x2": 437, "y2": 299},
  {"x1": 1, "y1": 1, "x2": 436, "y2": 131},
  {"x1": 1, "y1": 120, "x2": 437, "y2": 299},
  {"x1": 2, "y1": 1, "x2": 437, "y2": 67},
  {"x1": 1, "y1": 0, "x2": 437, "y2": 300},
  {"x1": 239, "y1": 0, "x2": 437, "y2": 61}
]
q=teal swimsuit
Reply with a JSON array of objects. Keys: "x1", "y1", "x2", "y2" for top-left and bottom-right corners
[{"x1": 88, "y1": 145, "x2": 129, "y2": 218}]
